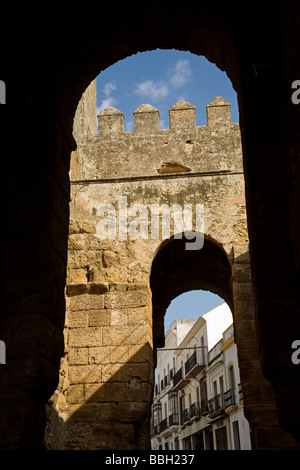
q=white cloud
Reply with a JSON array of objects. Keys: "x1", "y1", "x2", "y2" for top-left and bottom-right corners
[
  {"x1": 132, "y1": 59, "x2": 192, "y2": 104},
  {"x1": 98, "y1": 81, "x2": 117, "y2": 112},
  {"x1": 134, "y1": 80, "x2": 169, "y2": 101},
  {"x1": 170, "y1": 59, "x2": 192, "y2": 88},
  {"x1": 103, "y1": 82, "x2": 117, "y2": 96},
  {"x1": 97, "y1": 97, "x2": 117, "y2": 113}
]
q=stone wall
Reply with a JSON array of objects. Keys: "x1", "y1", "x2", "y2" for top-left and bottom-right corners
[
  {"x1": 45, "y1": 88, "x2": 253, "y2": 449},
  {"x1": 2, "y1": 2, "x2": 300, "y2": 450},
  {"x1": 41, "y1": 74, "x2": 300, "y2": 449}
]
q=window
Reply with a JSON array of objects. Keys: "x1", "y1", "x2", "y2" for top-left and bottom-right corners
[
  {"x1": 215, "y1": 426, "x2": 228, "y2": 450},
  {"x1": 200, "y1": 378, "x2": 207, "y2": 407},
  {"x1": 229, "y1": 365, "x2": 235, "y2": 389},
  {"x1": 174, "y1": 437, "x2": 179, "y2": 450},
  {"x1": 219, "y1": 376, "x2": 224, "y2": 408},
  {"x1": 228, "y1": 365, "x2": 236, "y2": 405},
  {"x1": 200, "y1": 336, "x2": 205, "y2": 364},
  {"x1": 194, "y1": 432, "x2": 204, "y2": 450},
  {"x1": 232, "y1": 421, "x2": 241, "y2": 450},
  {"x1": 180, "y1": 396, "x2": 185, "y2": 425},
  {"x1": 196, "y1": 386, "x2": 200, "y2": 405},
  {"x1": 153, "y1": 402, "x2": 162, "y2": 426}
]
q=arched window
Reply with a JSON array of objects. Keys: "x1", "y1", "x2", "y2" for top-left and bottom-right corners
[
  {"x1": 229, "y1": 364, "x2": 235, "y2": 389},
  {"x1": 228, "y1": 364, "x2": 236, "y2": 405}
]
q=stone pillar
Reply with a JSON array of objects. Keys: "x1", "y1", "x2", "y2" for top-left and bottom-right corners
[
  {"x1": 0, "y1": 79, "x2": 5, "y2": 104},
  {"x1": 133, "y1": 104, "x2": 160, "y2": 134},
  {"x1": 45, "y1": 191, "x2": 156, "y2": 449},
  {"x1": 206, "y1": 96, "x2": 231, "y2": 126},
  {"x1": 231, "y1": 244, "x2": 300, "y2": 449},
  {"x1": 60, "y1": 283, "x2": 154, "y2": 450},
  {"x1": 169, "y1": 100, "x2": 196, "y2": 132},
  {"x1": 0, "y1": 132, "x2": 71, "y2": 449}
]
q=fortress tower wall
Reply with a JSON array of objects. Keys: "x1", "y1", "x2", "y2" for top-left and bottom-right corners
[{"x1": 45, "y1": 94, "x2": 267, "y2": 451}]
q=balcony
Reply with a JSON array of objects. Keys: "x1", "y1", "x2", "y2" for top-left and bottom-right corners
[
  {"x1": 169, "y1": 413, "x2": 179, "y2": 427},
  {"x1": 185, "y1": 350, "x2": 206, "y2": 379},
  {"x1": 190, "y1": 402, "x2": 202, "y2": 420},
  {"x1": 238, "y1": 383, "x2": 243, "y2": 402},
  {"x1": 224, "y1": 388, "x2": 236, "y2": 409},
  {"x1": 208, "y1": 393, "x2": 225, "y2": 417},
  {"x1": 152, "y1": 424, "x2": 160, "y2": 436},
  {"x1": 158, "y1": 370, "x2": 174, "y2": 394},
  {"x1": 152, "y1": 414, "x2": 180, "y2": 436},
  {"x1": 181, "y1": 402, "x2": 206, "y2": 426},
  {"x1": 172, "y1": 367, "x2": 189, "y2": 391},
  {"x1": 160, "y1": 417, "x2": 168, "y2": 433}
]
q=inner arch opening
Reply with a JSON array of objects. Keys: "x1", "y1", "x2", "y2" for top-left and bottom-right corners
[
  {"x1": 149, "y1": 236, "x2": 253, "y2": 450},
  {"x1": 164, "y1": 289, "x2": 224, "y2": 333},
  {"x1": 150, "y1": 235, "x2": 233, "y2": 352}
]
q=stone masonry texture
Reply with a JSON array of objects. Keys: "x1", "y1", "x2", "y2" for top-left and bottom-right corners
[
  {"x1": 2, "y1": 3, "x2": 300, "y2": 451},
  {"x1": 44, "y1": 82, "x2": 288, "y2": 450}
]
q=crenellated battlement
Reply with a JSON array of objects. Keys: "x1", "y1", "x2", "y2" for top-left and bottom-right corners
[
  {"x1": 71, "y1": 90, "x2": 241, "y2": 182},
  {"x1": 97, "y1": 98, "x2": 233, "y2": 136}
]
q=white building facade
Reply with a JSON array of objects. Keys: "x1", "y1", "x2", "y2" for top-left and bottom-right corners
[{"x1": 151, "y1": 303, "x2": 252, "y2": 450}]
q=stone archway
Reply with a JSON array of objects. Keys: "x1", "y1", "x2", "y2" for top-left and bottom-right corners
[
  {"x1": 150, "y1": 236, "x2": 233, "y2": 352},
  {"x1": 149, "y1": 234, "x2": 279, "y2": 451},
  {"x1": 1, "y1": 2, "x2": 300, "y2": 449},
  {"x1": 44, "y1": 82, "x2": 291, "y2": 449}
]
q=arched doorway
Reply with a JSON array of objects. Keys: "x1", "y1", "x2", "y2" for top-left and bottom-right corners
[
  {"x1": 150, "y1": 236, "x2": 233, "y2": 353},
  {"x1": 2, "y1": 3, "x2": 300, "y2": 450},
  {"x1": 46, "y1": 44, "x2": 257, "y2": 447}
]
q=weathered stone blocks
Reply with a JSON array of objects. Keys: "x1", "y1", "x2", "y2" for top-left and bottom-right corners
[{"x1": 45, "y1": 94, "x2": 281, "y2": 450}]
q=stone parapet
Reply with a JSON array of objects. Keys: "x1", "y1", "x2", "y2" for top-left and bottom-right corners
[
  {"x1": 77, "y1": 98, "x2": 240, "y2": 182},
  {"x1": 96, "y1": 97, "x2": 233, "y2": 138}
]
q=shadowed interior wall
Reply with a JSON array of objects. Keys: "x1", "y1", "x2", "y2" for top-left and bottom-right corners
[
  {"x1": 45, "y1": 89, "x2": 298, "y2": 449},
  {"x1": 1, "y1": 1, "x2": 300, "y2": 449}
]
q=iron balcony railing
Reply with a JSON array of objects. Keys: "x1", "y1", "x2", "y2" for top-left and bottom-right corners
[
  {"x1": 160, "y1": 417, "x2": 168, "y2": 433},
  {"x1": 208, "y1": 393, "x2": 224, "y2": 416},
  {"x1": 224, "y1": 388, "x2": 236, "y2": 408},
  {"x1": 172, "y1": 367, "x2": 189, "y2": 391},
  {"x1": 173, "y1": 350, "x2": 206, "y2": 391},
  {"x1": 152, "y1": 424, "x2": 160, "y2": 436},
  {"x1": 151, "y1": 413, "x2": 180, "y2": 436},
  {"x1": 190, "y1": 402, "x2": 202, "y2": 419},
  {"x1": 184, "y1": 350, "x2": 206, "y2": 378},
  {"x1": 173, "y1": 367, "x2": 183, "y2": 387},
  {"x1": 158, "y1": 369, "x2": 175, "y2": 393},
  {"x1": 181, "y1": 402, "x2": 206, "y2": 425},
  {"x1": 169, "y1": 413, "x2": 179, "y2": 427},
  {"x1": 181, "y1": 408, "x2": 190, "y2": 424},
  {"x1": 238, "y1": 383, "x2": 243, "y2": 402}
]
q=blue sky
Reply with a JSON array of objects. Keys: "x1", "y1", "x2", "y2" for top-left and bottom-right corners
[
  {"x1": 163, "y1": 291, "x2": 224, "y2": 333},
  {"x1": 96, "y1": 49, "x2": 239, "y2": 131},
  {"x1": 96, "y1": 49, "x2": 237, "y2": 332}
]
